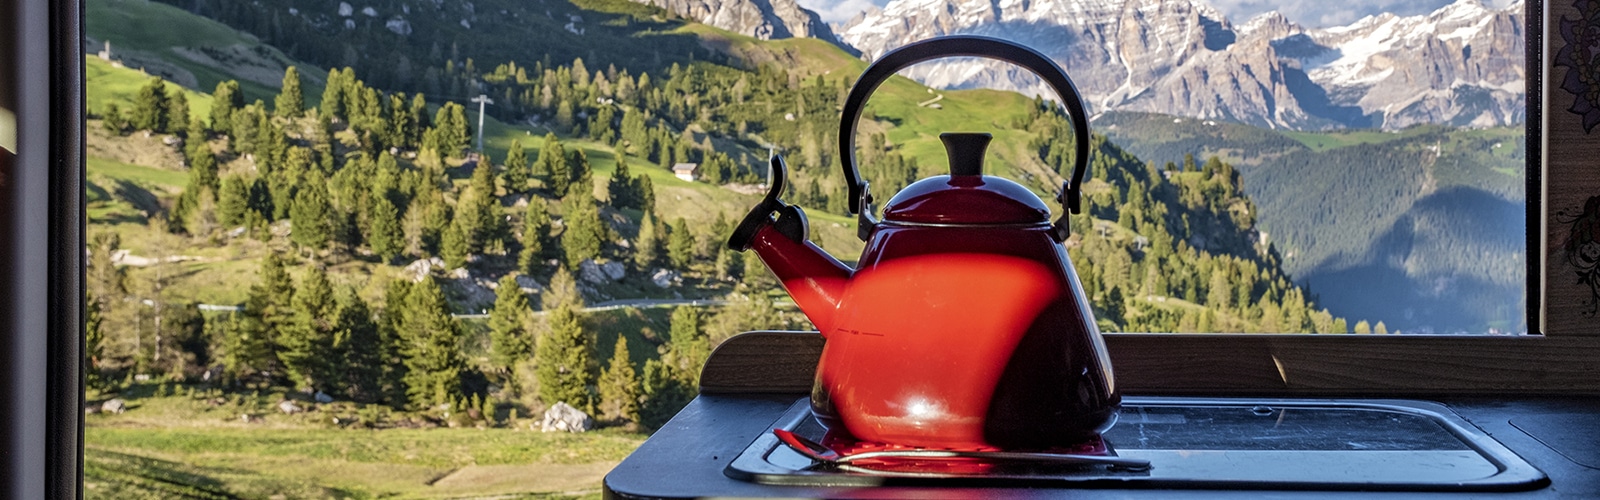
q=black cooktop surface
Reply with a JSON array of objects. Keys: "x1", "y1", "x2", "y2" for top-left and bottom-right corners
[{"x1": 725, "y1": 397, "x2": 1549, "y2": 491}]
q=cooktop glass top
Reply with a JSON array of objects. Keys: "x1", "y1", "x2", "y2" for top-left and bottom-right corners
[{"x1": 726, "y1": 397, "x2": 1548, "y2": 491}]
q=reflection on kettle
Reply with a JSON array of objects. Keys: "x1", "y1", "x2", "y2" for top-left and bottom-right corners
[{"x1": 728, "y1": 35, "x2": 1118, "y2": 451}]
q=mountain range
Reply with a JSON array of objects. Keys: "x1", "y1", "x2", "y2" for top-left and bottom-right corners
[{"x1": 639, "y1": 0, "x2": 1526, "y2": 131}]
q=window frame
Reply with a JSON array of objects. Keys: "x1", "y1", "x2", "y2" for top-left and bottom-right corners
[{"x1": 13, "y1": 0, "x2": 1588, "y2": 498}]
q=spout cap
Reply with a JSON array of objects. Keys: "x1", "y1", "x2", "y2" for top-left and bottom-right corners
[{"x1": 941, "y1": 133, "x2": 991, "y2": 177}]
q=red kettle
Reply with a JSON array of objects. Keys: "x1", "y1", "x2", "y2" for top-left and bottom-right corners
[{"x1": 727, "y1": 36, "x2": 1117, "y2": 450}]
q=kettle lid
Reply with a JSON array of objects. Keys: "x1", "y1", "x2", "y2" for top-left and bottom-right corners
[{"x1": 880, "y1": 133, "x2": 1052, "y2": 225}]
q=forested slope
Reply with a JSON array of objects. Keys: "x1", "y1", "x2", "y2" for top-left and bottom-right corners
[{"x1": 1099, "y1": 111, "x2": 1526, "y2": 332}]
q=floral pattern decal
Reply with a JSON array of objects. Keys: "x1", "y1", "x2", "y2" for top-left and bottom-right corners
[
  {"x1": 1560, "y1": 196, "x2": 1600, "y2": 315},
  {"x1": 1558, "y1": 0, "x2": 1600, "y2": 131}
]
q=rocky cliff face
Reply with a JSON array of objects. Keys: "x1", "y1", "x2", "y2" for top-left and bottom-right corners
[
  {"x1": 1295, "y1": 0, "x2": 1525, "y2": 129},
  {"x1": 838, "y1": 0, "x2": 1524, "y2": 130},
  {"x1": 636, "y1": 0, "x2": 850, "y2": 49}
]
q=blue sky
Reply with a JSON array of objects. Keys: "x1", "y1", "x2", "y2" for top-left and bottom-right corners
[{"x1": 801, "y1": 0, "x2": 1522, "y2": 28}]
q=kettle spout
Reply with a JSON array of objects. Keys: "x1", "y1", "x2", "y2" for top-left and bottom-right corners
[
  {"x1": 748, "y1": 225, "x2": 851, "y2": 333},
  {"x1": 727, "y1": 155, "x2": 853, "y2": 333}
]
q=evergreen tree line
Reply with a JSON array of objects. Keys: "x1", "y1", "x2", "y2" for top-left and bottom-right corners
[
  {"x1": 105, "y1": 66, "x2": 732, "y2": 277},
  {"x1": 88, "y1": 65, "x2": 798, "y2": 426},
  {"x1": 82, "y1": 239, "x2": 737, "y2": 428}
]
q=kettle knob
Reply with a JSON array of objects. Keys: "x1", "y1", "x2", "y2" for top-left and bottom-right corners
[{"x1": 941, "y1": 133, "x2": 991, "y2": 177}]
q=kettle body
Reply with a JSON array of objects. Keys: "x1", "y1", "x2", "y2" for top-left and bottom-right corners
[
  {"x1": 728, "y1": 35, "x2": 1118, "y2": 450},
  {"x1": 811, "y1": 221, "x2": 1117, "y2": 449}
]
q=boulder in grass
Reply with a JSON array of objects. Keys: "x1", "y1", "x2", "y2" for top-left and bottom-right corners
[
  {"x1": 602, "y1": 261, "x2": 626, "y2": 281},
  {"x1": 578, "y1": 259, "x2": 609, "y2": 284},
  {"x1": 277, "y1": 400, "x2": 303, "y2": 415},
  {"x1": 539, "y1": 402, "x2": 593, "y2": 433},
  {"x1": 314, "y1": 391, "x2": 334, "y2": 404},
  {"x1": 101, "y1": 398, "x2": 126, "y2": 414},
  {"x1": 651, "y1": 269, "x2": 681, "y2": 288},
  {"x1": 515, "y1": 274, "x2": 545, "y2": 294}
]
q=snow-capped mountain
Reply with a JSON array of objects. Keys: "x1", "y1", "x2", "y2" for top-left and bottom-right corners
[{"x1": 838, "y1": 0, "x2": 1524, "y2": 130}]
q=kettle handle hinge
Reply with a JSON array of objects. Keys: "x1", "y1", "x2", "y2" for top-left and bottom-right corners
[
  {"x1": 1052, "y1": 182, "x2": 1081, "y2": 242},
  {"x1": 856, "y1": 183, "x2": 878, "y2": 241},
  {"x1": 729, "y1": 154, "x2": 810, "y2": 251}
]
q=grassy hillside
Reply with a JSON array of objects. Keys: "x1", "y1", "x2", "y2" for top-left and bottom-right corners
[
  {"x1": 85, "y1": 384, "x2": 642, "y2": 498},
  {"x1": 86, "y1": 0, "x2": 326, "y2": 107},
  {"x1": 86, "y1": 55, "x2": 216, "y2": 126},
  {"x1": 1099, "y1": 111, "x2": 1527, "y2": 332}
]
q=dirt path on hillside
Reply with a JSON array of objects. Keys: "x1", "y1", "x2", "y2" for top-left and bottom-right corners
[{"x1": 426, "y1": 461, "x2": 617, "y2": 495}]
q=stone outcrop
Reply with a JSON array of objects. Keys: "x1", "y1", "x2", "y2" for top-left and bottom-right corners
[
  {"x1": 538, "y1": 402, "x2": 594, "y2": 432},
  {"x1": 632, "y1": 0, "x2": 853, "y2": 53}
]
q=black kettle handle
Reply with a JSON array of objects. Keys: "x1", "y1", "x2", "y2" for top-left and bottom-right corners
[{"x1": 838, "y1": 35, "x2": 1092, "y2": 240}]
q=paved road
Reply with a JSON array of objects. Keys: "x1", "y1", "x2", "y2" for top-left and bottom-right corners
[
  {"x1": 449, "y1": 298, "x2": 733, "y2": 319},
  {"x1": 198, "y1": 298, "x2": 747, "y2": 319}
]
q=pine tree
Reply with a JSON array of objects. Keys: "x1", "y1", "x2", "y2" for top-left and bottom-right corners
[
  {"x1": 428, "y1": 102, "x2": 470, "y2": 158},
  {"x1": 131, "y1": 77, "x2": 169, "y2": 132},
  {"x1": 321, "y1": 67, "x2": 347, "y2": 121},
  {"x1": 542, "y1": 266, "x2": 585, "y2": 311},
  {"x1": 184, "y1": 118, "x2": 218, "y2": 191},
  {"x1": 377, "y1": 279, "x2": 414, "y2": 406},
  {"x1": 211, "y1": 80, "x2": 244, "y2": 135},
  {"x1": 504, "y1": 139, "x2": 530, "y2": 193},
  {"x1": 399, "y1": 277, "x2": 466, "y2": 409},
  {"x1": 568, "y1": 149, "x2": 592, "y2": 198},
  {"x1": 667, "y1": 217, "x2": 695, "y2": 269},
  {"x1": 639, "y1": 358, "x2": 692, "y2": 429},
  {"x1": 84, "y1": 291, "x2": 106, "y2": 391},
  {"x1": 666, "y1": 306, "x2": 710, "y2": 387},
  {"x1": 278, "y1": 266, "x2": 336, "y2": 390},
  {"x1": 597, "y1": 336, "x2": 641, "y2": 424},
  {"x1": 518, "y1": 198, "x2": 553, "y2": 275},
  {"x1": 561, "y1": 189, "x2": 607, "y2": 268},
  {"x1": 217, "y1": 313, "x2": 265, "y2": 384},
  {"x1": 607, "y1": 153, "x2": 636, "y2": 209},
  {"x1": 101, "y1": 102, "x2": 127, "y2": 135},
  {"x1": 368, "y1": 193, "x2": 404, "y2": 263},
  {"x1": 633, "y1": 175, "x2": 656, "y2": 214},
  {"x1": 459, "y1": 157, "x2": 504, "y2": 252},
  {"x1": 374, "y1": 151, "x2": 401, "y2": 201},
  {"x1": 555, "y1": 100, "x2": 575, "y2": 133},
  {"x1": 1374, "y1": 321, "x2": 1389, "y2": 334},
  {"x1": 537, "y1": 133, "x2": 569, "y2": 194},
  {"x1": 420, "y1": 194, "x2": 453, "y2": 257},
  {"x1": 332, "y1": 286, "x2": 382, "y2": 401},
  {"x1": 167, "y1": 92, "x2": 190, "y2": 134},
  {"x1": 634, "y1": 212, "x2": 662, "y2": 270},
  {"x1": 276, "y1": 66, "x2": 305, "y2": 118},
  {"x1": 488, "y1": 274, "x2": 534, "y2": 372},
  {"x1": 535, "y1": 303, "x2": 593, "y2": 410},
  {"x1": 410, "y1": 93, "x2": 430, "y2": 144},
  {"x1": 714, "y1": 247, "x2": 739, "y2": 281},
  {"x1": 233, "y1": 253, "x2": 296, "y2": 380},
  {"x1": 290, "y1": 171, "x2": 333, "y2": 251},
  {"x1": 441, "y1": 222, "x2": 469, "y2": 269},
  {"x1": 1354, "y1": 320, "x2": 1372, "y2": 334}
]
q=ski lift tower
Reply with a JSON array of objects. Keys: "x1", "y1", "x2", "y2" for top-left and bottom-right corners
[{"x1": 470, "y1": 94, "x2": 493, "y2": 152}]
